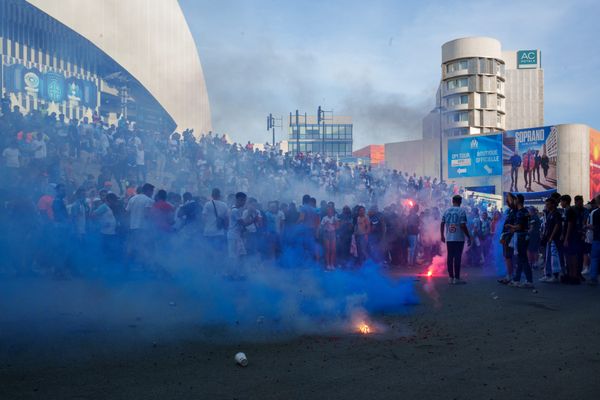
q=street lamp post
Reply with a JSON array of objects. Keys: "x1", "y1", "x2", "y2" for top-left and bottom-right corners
[
  {"x1": 317, "y1": 105, "x2": 332, "y2": 156},
  {"x1": 438, "y1": 95, "x2": 446, "y2": 182},
  {"x1": 267, "y1": 113, "x2": 282, "y2": 148}
]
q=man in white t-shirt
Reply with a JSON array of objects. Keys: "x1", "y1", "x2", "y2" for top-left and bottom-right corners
[
  {"x1": 2, "y1": 141, "x2": 20, "y2": 169},
  {"x1": 441, "y1": 195, "x2": 471, "y2": 284},
  {"x1": 202, "y1": 188, "x2": 229, "y2": 251},
  {"x1": 127, "y1": 183, "x2": 155, "y2": 230},
  {"x1": 32, "y1": 132, "x2": 47, "y2": 160},
  {"x1": 126, "y1": 183, "x2": 154, "y2": 260}
]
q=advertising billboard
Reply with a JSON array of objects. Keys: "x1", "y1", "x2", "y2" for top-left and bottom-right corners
[
  {"x1": 503, "y1": 126, "x2": 557, "y2": 201},
  {"x1": 447, "y1": 134, "x2": 502, "y2": 178},
  {"x1": 590, "y1": 128, "x2": 600, "y2": 198}
]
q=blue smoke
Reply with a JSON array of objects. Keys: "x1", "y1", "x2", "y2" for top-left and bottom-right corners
[{"x1": 0, "y1": 223, "x2": 419, "y2": 341}]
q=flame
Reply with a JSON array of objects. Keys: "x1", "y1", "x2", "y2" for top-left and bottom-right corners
[
  {"x1": 358, "y1": 323, "x2": 371, "y2": 334},
  {"x1": 402, "y1": 199, "x2": 415, "y2": 208},
  {"x1": 427, "y1": 270, "x2": 433, "y2": 277}
]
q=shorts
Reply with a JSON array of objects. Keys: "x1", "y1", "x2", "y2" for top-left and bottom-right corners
[
  {"x1": 502, "y1": 242, "x2": 514, "y2": 259},
  {"x1": 323, "y1": 230, "x2": 336, "y2": 242}
]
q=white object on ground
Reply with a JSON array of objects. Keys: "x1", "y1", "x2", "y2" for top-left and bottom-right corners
[{"x1": 235, "y1": 352, "x2": 248, "y2": 367}]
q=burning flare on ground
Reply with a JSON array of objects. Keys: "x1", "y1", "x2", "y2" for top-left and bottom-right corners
[
  {"x1": 358, "y1": 323, "x2": 371, "y2": 335},
  {"x1": 427, "y1": 269, "x2": 433, "y2": 277}
]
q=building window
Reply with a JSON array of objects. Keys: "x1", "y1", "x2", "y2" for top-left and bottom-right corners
[
  {"x1": 446, "y1": 59, "x2": 468, "y2": 73},
  {"x1": 449, "y1": 111, "x2": 469, "y2": 123},
  {"x1": 496, "y1": 79, "x2": 504, "y2": 92},
  {"x1": 447, "y1": 94, "x2": 469, "y2": 107},
  {"x1": 445, "y1": 128, "x2": 469, "y2": 137},
  {"x1": 479, "y1": 58, "x2": 491, "y2": 73},
  {"x1": 496, "y1": 61, "x2": 505, "y2": 77},
  {"x1": 447, "y1": 77, "x2": 468, "y2": 90}
]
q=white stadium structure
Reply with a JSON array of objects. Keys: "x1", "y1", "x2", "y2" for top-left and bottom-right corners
[{"x1": 1, "y1": 0, "x2": 211, "y2": 135}]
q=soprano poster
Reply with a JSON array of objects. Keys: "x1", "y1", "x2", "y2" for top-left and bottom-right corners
[
  {"x1": 590, "y1": 128, "x2": 600, "y2": 199},
  {"x1": 503, "y1": 126, "x2": 557, "y2": 201}
]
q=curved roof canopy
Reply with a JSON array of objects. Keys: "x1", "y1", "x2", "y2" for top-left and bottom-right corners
[{"x1": 27, "y1": 0, "x2": 212, "y2": 135}]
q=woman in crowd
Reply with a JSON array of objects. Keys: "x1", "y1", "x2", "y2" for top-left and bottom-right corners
[
  {"x1": 354, "y1": 206, "x2": 371, "y2": 265},
  {"x1": 320, "y1": 206, "x2": 339, "y2": 270}
]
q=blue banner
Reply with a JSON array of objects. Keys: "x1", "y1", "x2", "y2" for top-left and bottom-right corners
[
  {"x1": 43, "y1": 72, "x2": 66, "y2": 103},
  {"x1": 2, "y1": 61, "x2": 97, "y2": 108},
  {"x1": 447, "y1": 134, "x2": 502, "y2": 178}
]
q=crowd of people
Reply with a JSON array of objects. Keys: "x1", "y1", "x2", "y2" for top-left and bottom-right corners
[
  {"x1": 498, "y1": 192, "x2": 600, "y2": 287},
  {"x1": 0, "y1": 100, "x2": 471, "y2": 277},
  {"x1": 1, "y1": 101, "x2": 599, "y2": 287}
]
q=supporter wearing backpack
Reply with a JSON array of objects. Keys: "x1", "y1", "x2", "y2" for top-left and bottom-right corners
[
  {"x1": 202, "y1": 188, "x2": 229, "y2": 254},
  {"x1": 508, "y1": 194, "x2": 533, "y2": 288}
]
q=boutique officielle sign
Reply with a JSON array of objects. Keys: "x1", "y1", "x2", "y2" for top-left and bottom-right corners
[
  {"x1": 447, "y1": 134, "x2": 503, "y2": 178},
  {"x1": 517, "y1": 50, "x2": 539, "y2": 69}
]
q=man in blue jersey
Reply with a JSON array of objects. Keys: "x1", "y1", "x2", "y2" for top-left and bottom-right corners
[{"x1": 441, "y1": 195, "x2": 472, "y2": 284}]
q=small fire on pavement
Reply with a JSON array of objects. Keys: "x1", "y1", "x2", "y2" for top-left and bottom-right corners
[{"x1": 358, "y1": 323, "x2": 371, "y2": 335}]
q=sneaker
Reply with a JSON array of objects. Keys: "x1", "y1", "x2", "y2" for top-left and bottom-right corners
[
  {"x1": 497, "y1": 278, "x2": 510, "y2": 285},
  {"x1": 449, "y1": 277, "x2": 455, "y2": 285},
  {"x1": 520, "y1": 282, "x2": 534, "y2": 289},
  {"x1": 508, "y1": 280, "x2": 520, "y2": 287},
  {"x1": 538, "y1": 276, "x2": 549, "y2": 282},
  {"x1": 544, "y1": 276, "x2": 559, "y2": 283},
  {"x1": 454, "y1": 278, "x2": 467, "y2": 285},
  {"x1": 582, "y1": 267, "x2": 590, "y2": 275}
]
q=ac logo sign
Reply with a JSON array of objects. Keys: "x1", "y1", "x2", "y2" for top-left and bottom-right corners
[{"x1": 517, "y1": 50, "x2": 539, "y2": 69}]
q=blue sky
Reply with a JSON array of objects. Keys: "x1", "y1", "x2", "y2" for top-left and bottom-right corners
[{"x1": 179, "y1": 0, "x2": 600, "y2": 148}]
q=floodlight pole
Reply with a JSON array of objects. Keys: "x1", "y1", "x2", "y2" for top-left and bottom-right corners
[{"x1": 267, "y1": 113, "x2": 282, "y2": 148}]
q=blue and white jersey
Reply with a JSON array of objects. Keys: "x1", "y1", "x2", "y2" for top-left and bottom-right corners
[{"x1": 442, "y1": 206, "x2": 468, "y2": 242}]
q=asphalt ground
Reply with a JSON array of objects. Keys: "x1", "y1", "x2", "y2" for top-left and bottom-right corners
[{"x1": 1, "y1": 267, "x2": 599, "y2": 400}]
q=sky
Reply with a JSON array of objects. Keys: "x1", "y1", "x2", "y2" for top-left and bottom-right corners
[{"x1": 179, "y1": 0, "x2": 600, "y2": 149}]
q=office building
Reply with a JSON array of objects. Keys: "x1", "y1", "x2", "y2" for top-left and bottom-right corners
[
  {"x1": 502, "y1": 49, "x2": 544, "y2": 130},
  {"x1": 422, "y1": 36, "x2": 544, "y2": 139},
  {"x1": 288, "y1": 110, "x2": 353, "y2": 158}
]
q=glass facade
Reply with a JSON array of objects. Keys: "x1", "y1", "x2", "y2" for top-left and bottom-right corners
[{"x1": 288, "y1": 123, "x2": 353, "y2": 157}]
